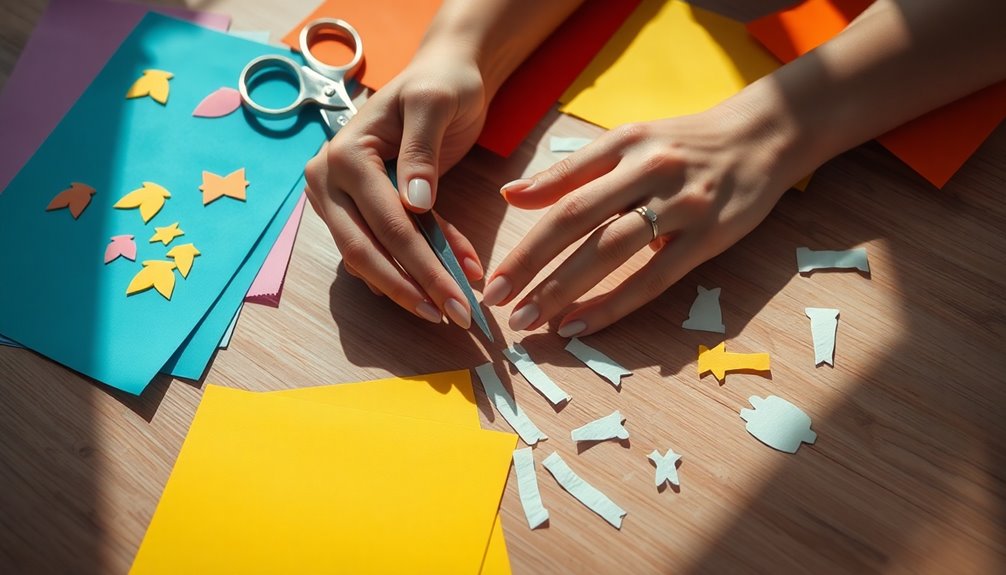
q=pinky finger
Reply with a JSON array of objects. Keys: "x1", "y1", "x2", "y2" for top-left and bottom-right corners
[{"x1": 344, "y1": 262, "x2": 384, "y2": 297}]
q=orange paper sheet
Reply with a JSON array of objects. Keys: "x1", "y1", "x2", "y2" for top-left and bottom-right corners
[{"x1": 747, "y1": 0, "x2": 1006, "y2": 188}]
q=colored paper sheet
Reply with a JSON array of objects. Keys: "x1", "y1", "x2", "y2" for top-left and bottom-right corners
[
  {"x1": 227, "y1": 29, "x2": 271, "y2": 45},
  {"x1": 0, "y1": 0, "x2": 229, "y2": 195},
  {"x1": 0, "y1": 335, "x2": 19, "y2": 347},
  {"x1": 561, "y1": 0, "x2": 781, "y2": 128},
  {"x1": 503, "y1": 343, "x2": 571, "y2": 407},
  {"x1": 0, "y1": 14, "x2": 325, "y2": 394},
  {"x1": 541, "y1": 451, "x2": 626, "y2": 529},
  {"x1": 245, "y1": 193, "x2": 307, "y2": 306},
  {"x1": 747, "y1": 0, "x2": 1006, "y2": 188},
  {"x1": 512, "y1": 447, "x2": 549, "y2": 530},
  {"x1": 549, "y1": 137, "x2": 593, "y2": 153},
  {"x1": 740, "y1": 395, "x2": 817, "y2": 454},
  {"x1": 681, "y1": 285, "x2": 726, "y2": 333},
  {"x1": 648, "y1": 449, "x2": 682, "y2": 489},
  {"x1": 475, "y1": 363, "x2": 548, "y2": 446},
  {"x1": 217, "y1": 305, "x2": 241, "y2": 350},
  {"x1": 282, "y1": 0, "x2": 640, "y2": 157},
  {"x1": 805, "y1": 307, "x2": 840, "y2": 366},
  {"x1": 130, "y1": 385, "x2": 517, "y2": 574},
  {"x1": 570, "y1": 411, "x2": 629, "y2": 443},
  {"x1": 796, "y1": 246, "x2": 870, "y2": 274},
  {"x1": 564, "y1": 337, "x2": 631, "y2": 389}
]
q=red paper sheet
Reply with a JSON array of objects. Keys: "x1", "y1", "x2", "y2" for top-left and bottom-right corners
[
  {"x1": 747, "y1": 0, "x2": 1006, "y2": 188},
  {"x1": 283, "y1": 0, "x2": 641, "y2": 157}
]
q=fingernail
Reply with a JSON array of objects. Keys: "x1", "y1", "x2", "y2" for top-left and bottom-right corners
[
  {"x1": 415, "y1": 301, "x2": 442, "y2": 324},
  {"x1": 463, "y1": 257, "x2": 484, "y2": 280},
  {"x1": 407, "y1": 178, "x2": 433, "y2": 210},
  {"x1": 481, "y1": 275, "x2": 512, "y2": 307},
  {"x1": 444, "y1": 298, "x2": 472, "y2": 329},
  {"x1": 509, "y1": 303, "x2": 539, "y2": 331},
  {"x1": 499, "y1": 178, "x2": 532, "y2": 200},
  {"x1": 557, "y1": 320, "x2": 586, "y2": 338}
]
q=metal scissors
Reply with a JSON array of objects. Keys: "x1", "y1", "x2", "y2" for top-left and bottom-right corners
[{"x1": 238, "y1": 19, "x2": 493, "y2": 342}]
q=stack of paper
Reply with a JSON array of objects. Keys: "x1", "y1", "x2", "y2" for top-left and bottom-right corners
[{"x1": 131, "y1": 371, "x2": 516, "y2": 574}]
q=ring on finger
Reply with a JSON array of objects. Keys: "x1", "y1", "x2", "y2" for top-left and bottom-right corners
[{"x1": 630, "y1": 206, "x2": 659, "y2": 240}]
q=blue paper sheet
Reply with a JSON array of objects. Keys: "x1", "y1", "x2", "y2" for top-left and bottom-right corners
[{"x1": 0, "y1": 14, "x2": 324, "y2": 394}]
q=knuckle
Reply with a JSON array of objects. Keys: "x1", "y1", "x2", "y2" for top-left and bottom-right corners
[
  {"x1": 402, "y1": 83, "x2": 456, "y2": 110},
  {"x1": 535, "y1": 276, "x2": 568, "y2": 312},
  {"x1": 337, "y1": 236, "x2": 371, "y2": 269},
  {"x1": 637, "y1": 148, "x2": 681, "y2": 177},
  {"x1": 398, "y1": 138, "x2": 437, "y2": 168},
  {"x1": 596, "y1": 224, "x2": 638, "y2": 266},
  {"x1": 382, "y1": 282, "x2": 412, "y2": 304},
  {"x1": 373, "y1": 213, "x2": 414, "y2": 244},
  {"x1": 553, "y1": 193, "x2": 590, "y2": 226},
  {"x1": 506, "y1": 245, "x2": 541, "y2": 284},
  {"x1": 611, "y1": 122, "x2": 648, "y2": 146}
]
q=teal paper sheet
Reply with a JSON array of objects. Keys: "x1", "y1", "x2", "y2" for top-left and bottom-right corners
[{"x1": 0, "y1": 14, "x2": 324, "y2": 394}]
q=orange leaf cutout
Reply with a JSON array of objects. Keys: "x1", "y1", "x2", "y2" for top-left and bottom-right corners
[
  {"x1": 126, "y1": 69, "x2": 174, "y2": 105},
  {"x1": 114, "y1": 182, "x2": 171, "y2": 223},
  {"x1": 46, "y1": 182, "x2": 95, "y2": 219},
  {"x1": 166, "y1": 243, "x2": 201, "y2": 278},
  {"x1": 200, "y1": 168, "x2": 249, "y2": 206},
  {"x1": 126, "y1": 260, "x2": 178, "y2": 300}
]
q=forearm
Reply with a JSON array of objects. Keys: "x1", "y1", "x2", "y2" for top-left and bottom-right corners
[{"x1": 416, "y1": 0, "x2": 585, "y2": 97}]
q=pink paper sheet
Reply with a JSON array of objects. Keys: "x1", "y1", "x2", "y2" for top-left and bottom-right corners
[{"x1": 245, "y1": 193, "x2": 307, "y2": 306}]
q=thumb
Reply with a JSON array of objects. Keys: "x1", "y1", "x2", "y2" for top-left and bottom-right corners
[{"x1": 396, "y1": 93, "x2": 453, "y2": 213}]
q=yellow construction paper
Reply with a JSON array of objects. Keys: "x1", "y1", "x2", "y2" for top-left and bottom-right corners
[
  {"x1": 165, "y1": 243, "x2": 200, "y2": 278},
  {"x1": 131, "y1": 384, "x2": 516, "y2": 575},
  {"x1": 698, "y1": 341, "x2": 771, "y2": 383},
  {"x1": 126, "y1": 260, "x2": 177, "y2": 300},
  {"x1": 126, "y1": 69, "x2": 173, "y2": 104},
  {"x1": 148, "y1": 222, "x2": 184, "y2": 246},
  {"x1": 113, "y1": 181, "x2": 171, "y2": 223}
]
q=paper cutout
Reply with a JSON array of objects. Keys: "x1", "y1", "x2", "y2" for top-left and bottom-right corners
[
  {"x1": 200, "y1": 168, "x2": 249, "y2": 206},
  {"x1": 114, "y1": 181, "x2": 171, "y2": 223},
  {"x1": 512, "y1": 447, "x2": 550, "y2": 529},
  {"x1": 747, "y1": 0, "x2": 1006, "y2": 188},
  {"x1": 45, "y1": 182, "x2": 95, "y2": 219},
  {"x1": 565, "y1": 337, "x2": 631, "y2": 388},
  {"x1": 245, "y1": 193, "x2": 307, "y2": 306},
  {"x1": 125, "y1": 69, "x2": 173, "y2": 104},
  {"x1": 126, "y1": 260, "x2": 178, "y2": 300},
  {"x1": 541, "y1": 451, "x2": 626, "y2": 529},
  {"x1": 682, "y1": 285, "x2": 725, "y2": 333},
  {"x1": 549, "y1": 137, "x2": 592, "y2": 152},
  {"x1": 805, "y1": 307, "x2": 840, "y2": 366},
  {"x1": 166, "y1": 243, "x2": 201, "y2": 278},
  {"x1": 192, "y1": 87, "x2": 242, "y2": 118},
  {"x1": 149, "y1": 222, "x2": 184, "y2": 246},
  {"x1": 474, "y1": 362, "x2": 548, "y2": 446},
  {"x1": 503, "y1": 343, "x2": 571, "y2": 406},
  {"x1": 104, "y1": 234, "x2": 136, "y2": 264},
  {"x1": 740, "y1": 395, "x2": 817, "y2": 454},
  {"x1": 570, "y1": 411, "x2": 629, "y2": 443},
  {"x1": 698, "y1": 342, "x2": 771, "y2": 383},
  {"x1": 796, "y1": 247, "x2": 870, "y2": 274},
  {"x1": 648, "y1": 449, "x2": 682, "y2": 489}
]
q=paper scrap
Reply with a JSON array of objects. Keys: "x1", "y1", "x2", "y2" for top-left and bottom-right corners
[
  {"x1": 114, "y1": 181, "x2": 170, "y2": 223},
  {"x1": 126, "y1": 260, "x2": 178, "y2": 300},
  {"x1": 549, "y1": 136, "x2": 592, "y2": 152},
  {"x1": 200, "y1": 168, "x2": 249, "y2": 206},
  {"x1": 474, "y1": 362, "x2": 548, "y2": 446},
  {"x1": 503, "y1": 343, "x2": 571, "y2": 406},
  {"x1": 45, "y1": 182, "x2": 94, "y2": 219},
  {"x1": 805, "y1": 307, "x2": 840, "y2": 366},
  {"x1": 796, "y1": 247, "x2": 870, "y2": 274},
  {"x1": 541, "y1": 451, "x2": 626, "y2": 529},
  {"x1": 192, "y1": 87, "x2": 242, "y2": 118},
  {"x1": 125, "y1": 69, "x2": 173, "y2": 104},
  {"x1": 166, "y1": 243, "x2": 201, "y2": 278},
  {"x1": 648, "y1": 449, "x2": 682, "y2": 489},
  {"x1": 104, "y1": 234, "x2": 136, "y2": 264},
  {"x1": 149, "y1": 222, "x2": 184, "y2": 246},
  {"x1": 227, "y1": 29, "x2": 272, "y2": 44},
  {"x1": 682, "y1": 285, "x2": 725, "y2": 333},
  {"x1": 698, "y1": 342, "x2": 770, "y2": 383},
  {"x1": 512, "y1": 447, "x2": 549, "y2": 529},
  {"x1": 564, "y1": 337, "x2": 631, "y2": 388},
  {"x1": 570, "y1": 411, "x2": 629, "y2": 443},
  {"x1": 740, "y1": 395, "x2": 817, "y2": 454}
]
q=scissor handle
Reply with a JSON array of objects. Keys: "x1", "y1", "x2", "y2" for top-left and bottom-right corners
[
  {"x1": 238, "y1": 55, "x2": 315, "y2": 119},
  {"x1": 299, "y1": 18, "x2": 364, "y2": 83}
]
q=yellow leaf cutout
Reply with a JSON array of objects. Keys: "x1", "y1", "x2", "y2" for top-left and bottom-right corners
[
  {"x1": 126, "y1": 69, "x2": 174, "y2": 105},
  {"x1": 114, "y1": 182, "x2": 171, "y2": 223},
  {"x1": 127, "y1": 260, "x2": 178, "y2": 300},
  {"x1": 166, "y1": 243, "x2": 201, "y2": 278}
]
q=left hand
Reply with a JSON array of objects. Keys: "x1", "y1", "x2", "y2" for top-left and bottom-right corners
[{"x1": 481, "y1": 105, "x2": 800, "y2": 337}]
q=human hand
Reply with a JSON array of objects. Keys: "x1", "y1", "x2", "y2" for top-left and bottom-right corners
[
  {"x1": 482, "y1": 106, "x2": 801, "y2": 337},
  {"x1": 304, "y1": 44, "x2": 489, "y2": 329}
]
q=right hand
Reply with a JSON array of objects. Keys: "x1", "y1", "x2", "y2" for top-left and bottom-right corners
[{"x1": 304, "y1": 43, "x2": 489, "y2": 329}]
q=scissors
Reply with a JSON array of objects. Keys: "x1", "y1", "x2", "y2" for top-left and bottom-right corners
[{"x1": 238, "y1": 19, "x2": 493, "y2": 342}]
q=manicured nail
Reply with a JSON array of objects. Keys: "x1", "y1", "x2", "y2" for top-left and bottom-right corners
[
  {"x1": 499, "y1": 178, "x2": 532, "y2": 200},
  {"x1": 444, "y1": 298, "x2": 472, "y2": 329},
  {"x1": 509, "y1": 303, "x2": 540, "y2": 331},
  {"x1": 557, "y1": 320, "x2": 586, "y2": 338},
  {"x1": 481, "y1": 275, "x2": 512, "y2": 307},
  {"x1": 463, "y1": 257, "x2": 484, "y2": 280},
  {"x1": 415, "y1": 301, "x2": 442, "y2": 323},
  {"x1": 407, "y1": 178, "x2": 433, "y2": 210}
]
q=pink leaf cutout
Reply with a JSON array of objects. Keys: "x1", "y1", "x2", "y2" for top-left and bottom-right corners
[
  {"x1": 105, "y1": 234, "x2": 137, "y2": 264},
  {"x1": 192, "y1": 87, "x2": 242, "y2": 118}
]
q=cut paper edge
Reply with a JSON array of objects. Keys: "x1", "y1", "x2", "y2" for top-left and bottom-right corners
[
  {"x1": 474, "y1": 363, "x2": 547, "y2": 446},
  {"x1": 740, "y1": 395, "x2": 817, "y2": 454},
  {"x1": 512, "y1": 447, "x2": 549, "y2": 529},
  {"x1": 565, "y1": 337, "x2": 631, "y2": 388},
  {"x1": 549, "y1": 136, "x2": 592, "y2": 153},
  {"x1": 648, "y1": 449, "x2": 682, "y2": 489},
  {"x1": 805, "y1": 307, "x2": 839, "y2": 367},
  {"x1": 503, "y1": 343, "x2": 571, "y2": 407},
  {"x1": 570, "y1": 411, "x2": 629, "y2": 443},
  {"x1": 796, "y1": 247, "x2": 870, "y2": 274},
  {"x1": 192, "y1": 87, "x2": 242, "y2": 118},
  {"x1": 541, "y1": 451, "x2": 626, "y2": 529},
  {"x1": 681, "y1": 285, "x2": 725, "y2": 333}
]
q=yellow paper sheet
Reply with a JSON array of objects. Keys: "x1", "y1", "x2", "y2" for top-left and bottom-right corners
[{"x1": 131, "y1": 383, "x2": 517, "y2": 574}]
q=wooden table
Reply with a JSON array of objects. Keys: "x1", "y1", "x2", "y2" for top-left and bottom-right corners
[{"x1": 2, "y1": 1, "x2": 1004, "y2": 573}]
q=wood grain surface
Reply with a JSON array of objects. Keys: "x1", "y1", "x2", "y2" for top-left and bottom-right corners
[{"x1": 1, "y1": 1, "x2": 1004, "y2": 573}]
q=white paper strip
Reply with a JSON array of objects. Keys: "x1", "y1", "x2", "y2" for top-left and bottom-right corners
[
  {"x1": 504, "y1": 343, "x2": 571, "y2": 406},
  {"x1": 805, "y1": 307, "x2": 839, "y2": 366},
  {"x1": 474, "y1": 363, "x2": 547, "y2": 446},
  {"x1": 549, "y1": 136, "x2": 592, "y2": 152},
  {"x1": 570, "y1": 411, "x2": 629, "y2": 443},
  {"x1": 541, "y1": 452, "x2": 626, "y2": 529},
  {"x1": 512, "y1": 447, "x2": 549, "y2": 529},
  {"x1": 796, "y1": 247, "x2": 870, "y2": 274},
  {"x1": 565, "y1": 338, "x2": 631, "y2": 388},
  {"x1": 740, "y1": 395, "x2": 817, "y2": 454}
]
